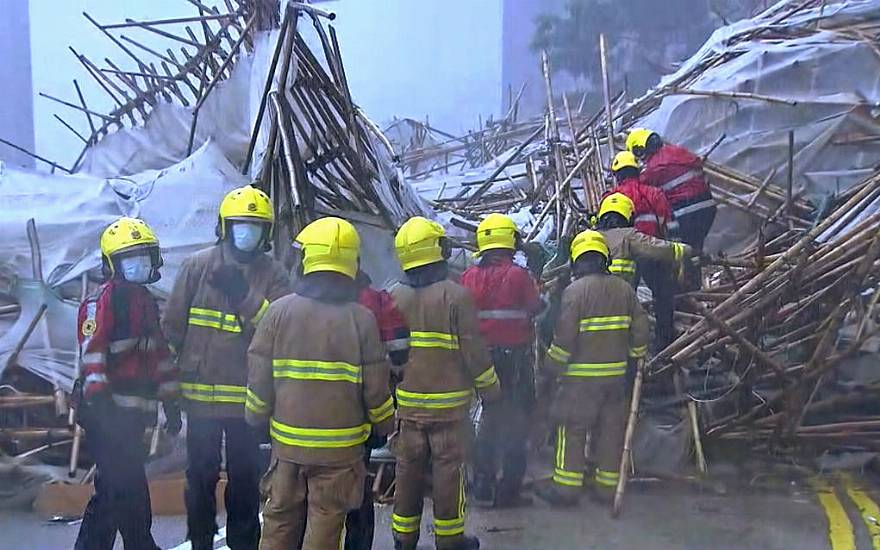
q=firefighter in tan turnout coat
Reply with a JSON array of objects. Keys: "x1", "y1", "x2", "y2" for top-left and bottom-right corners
[
  {"x1": 162, "y1": 185, "x2": 292, "y2": 550},
  {"x1": 390, "y1": 216, "x2": 501, "y2": 550},
  {"x1": 245, "y1": 217, "x2": 394, "y2": 550},
  {"x1": 536, "y1": 230, "x2": 649, "y2": 506}
]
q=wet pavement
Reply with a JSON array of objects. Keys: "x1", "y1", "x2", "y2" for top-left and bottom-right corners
[{"x1": 5, "y1": 467, "x2": 879, "y2": 550}]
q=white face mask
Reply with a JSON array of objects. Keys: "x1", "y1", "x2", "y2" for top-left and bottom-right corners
[
  {"x1": 119, "y1": 254, "x2": 153, "y2": 284},
  {"x1": 231, "y1": 222, "x2": 264, "y2": 252}
]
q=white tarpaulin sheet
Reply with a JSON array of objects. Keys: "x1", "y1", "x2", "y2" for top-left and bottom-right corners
[
  {"x1": 0, "y1": 142, "x2": 247, "y2": 387},
  {"x1": 632, "y1": 0, "x2": 880, "y2": 251},
  {"x1": 0, "y1": 141, "x2": 247, "y2": 295}
]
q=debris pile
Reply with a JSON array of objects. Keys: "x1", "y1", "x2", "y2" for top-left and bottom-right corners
[{"x1": 651, "y1": 171, "x2": 880, "y2": 455}]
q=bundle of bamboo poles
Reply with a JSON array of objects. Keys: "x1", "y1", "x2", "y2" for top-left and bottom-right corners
[{"x1": 647, "y1": 170, "x2": 880, "y2": 455}]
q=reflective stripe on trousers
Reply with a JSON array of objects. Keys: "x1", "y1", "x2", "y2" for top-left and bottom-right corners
[
  {"x1": 553, "y1": 426, "x2": 584, "y2": 487},
  {"x1": 392, "y1": 513, "x2": 421, "y2": 534},
  {"x1": 595, "y1": 468, "x2": 620, "y2": 487},
  {"x1": 269, "y1": 419, "x2": 370, "y2": 448},
  {"x1": 433, "y1": 465, "x2": 466, "y2": 537},
  {"x1": 661, "y1": 169, "x2": 701, "y2": 191},
  {"x1": 180, "y1": 382, "x2": 247, "y2": 403},
  {"x1": 673, "y1": 198, "x2": 716, "y2": 218}
]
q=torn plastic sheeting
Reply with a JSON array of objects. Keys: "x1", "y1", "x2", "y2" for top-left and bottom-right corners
[
  {"x1": 0, "y1": 279, "x2": 78, "y2": 392},
  {"x1": 629, "y1": 1, "x2": 880, "y2": 253},
  {"x1": 0, "y1": 141, "x2": 248, "y2": 296},
  {"x1": 0, "y1": 163, "x2": 123, "y2": 288}
]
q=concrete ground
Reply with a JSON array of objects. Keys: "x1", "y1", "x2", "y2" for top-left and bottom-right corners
[{"x1": 4, "y1": 467, "x2": 879, "y2": 550}]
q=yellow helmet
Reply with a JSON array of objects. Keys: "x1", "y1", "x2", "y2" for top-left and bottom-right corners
[
  {"x1": 476, "y1": 213, "x2": 517, "y2": 254},
  {"x1": 395, "y1": 216, "x2": 446, "y2": 271},
  {"x1": 100, "y1": 217, "x2": 159, "y2": 258},
  {"x1": 294, "y1": 217, "x2": 360, "y2": 279},
  {"x1": 598, "y1": 192, "x2": 635, "y2": 223},
  {"x1": 100, "y1": 217, "x2": 162, "y2": 280},
  {"x1": 625, "y1": 128, "x2": 655, "y2": 155},
  {"x1": 570, "y1": 229, "x2": 609, "y2": 263},
  {"x1": 611, "y1": 151, "x2": 639, "y2": 173},
  {"x1": 218, "y1": 185, "x2": 274, "y2": 238}
]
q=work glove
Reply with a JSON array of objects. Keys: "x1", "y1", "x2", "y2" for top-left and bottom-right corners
[
  {"x1": 209, "y1": 265, "x2": 250, "y2": 309},
  {"x1": 163, "y1": 400, "x2": 182, "y2": 437}
]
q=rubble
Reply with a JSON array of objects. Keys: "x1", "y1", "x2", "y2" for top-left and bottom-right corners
[{"x1": 2, "y1": 0, "x2": 880, "y2": 494}]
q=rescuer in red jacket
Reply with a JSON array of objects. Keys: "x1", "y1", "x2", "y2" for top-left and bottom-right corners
[
  {"x1": 461, "y1": 213, "x2": 544, "y2": 507},
  {"x1": 74, "y1": 217, "x2": 179, "y2": 550},
  {"x1": 628, "y1": 128, "x2": 716, "y2": 288},
  {"x1": 344, "y1": 270, "x2": 410, "y2": 550},
  {"x1": 609, "y1": 151, "x2": 671, "y2": 238}
]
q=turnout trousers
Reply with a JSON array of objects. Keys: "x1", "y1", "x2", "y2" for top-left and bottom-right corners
[
  {"x1": 552, "y1": 378, "x2": 626, "y2": 494},
  {"x1": 639, "y1": 260, "x2": 676, "y2": 351},
  {"x1": 186, "y1": 415, "x2": 262, "y2": 550},
  {"x1": 74, "y1": 406, "x2": 159, "y2": 550},
  {"x1": 259, "y1": 456, "x2": 366, "y2": 550},
  {"x1": 474, "y1": 346, "x2": 534, "y2": 501},
  {"x1": 392, "y1": 419, "x2": 470, "y2": 549},
  {"x1": 676, "y1": 204, "x2": 717, "y2": 290},
  {"x1": 343, "y1": 450, "x2": 375, "y2": 550}
]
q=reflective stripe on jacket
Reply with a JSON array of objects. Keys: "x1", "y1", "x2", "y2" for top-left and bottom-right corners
[
  {"x1": 641, "y1": 143, "x2": 712, "y2": 209},
  {"x1": 461, "y1": 257, "x2": 543, "y2": 348},
  {"x1": 601, "y1": 227, "x2": 689, "y2": 286},
  {"x1": 391, "y1": 279, "x2": 501, "y2": 422},
  {"x1": 245, "y1": 293, "x2": 393, "y2": 465},
  {"x1": 162, "y1": 244, "x2": 292, "y2": 418},
  {"x1": 78, "y1": 280, "x2": 177, "y2": 401},
  {"x1": 611, "y1": 177, "x2": 671, "y2": 238},
  {"x1": 545, "y1": 273, "x2": 649, "y2": 384}
]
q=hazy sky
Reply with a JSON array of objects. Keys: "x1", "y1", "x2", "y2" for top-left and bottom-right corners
[{"x1": 26, "y1": 0, "x2": 504, "y2": 171}]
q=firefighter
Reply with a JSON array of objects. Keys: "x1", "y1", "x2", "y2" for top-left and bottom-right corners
[
  {"x1": 535, "y1": 230, "x2": 649, "y2": 507},
  {"x1": 390, "y1": 216, "x2": 501, "y2": 550},
  {"x1": 246, "y1": 217, "x2": 394, "y2": 550},
  {"x1": 74, "y1": 217, "x2": 179, "y2": 550},
  {"x1": 344, "y1": 270, "x2": 410, "y2": 550},
  {"x1": 162, "y1": 185, "x2": 292, "y2": 550},
  {"x1": 461, "y1": 213, "x2": 543, "y2": 508},
  {"x1": 627, "y1": 128, "x2": 717, "y2": 288},
  {"x1": 596, "y1": 192, "x2": 691, "y2": 349},
  {"x1": 609, "y1": 151, "x2": 671, "y2": 238}
]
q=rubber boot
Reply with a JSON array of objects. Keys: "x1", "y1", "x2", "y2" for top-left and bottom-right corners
[
  {"x1": 494, "y1": 481, "x2": 533, "y2": 508},
  {"x1": 588, "y1": 484, "x2": 615, "y2": 506},
  {"x1": 534, "y1": 480, "x2": 579, "y2": 508},
  {"x1": 394, "y1": 540, "x2": 417, "y2": 550},
  {"x1": 454, "y1": 535, "x2": 481, "y2": 550},
  {"x1": 471, "y1": 474, "x2": 495, "y2": 506}
]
